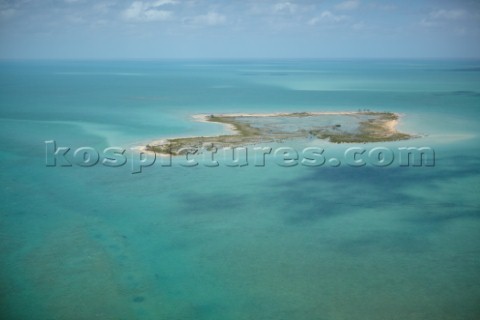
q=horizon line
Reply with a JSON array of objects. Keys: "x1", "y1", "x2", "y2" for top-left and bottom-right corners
[{"x1": 1, "y1": 57, "x2": 480, "y2": 62}]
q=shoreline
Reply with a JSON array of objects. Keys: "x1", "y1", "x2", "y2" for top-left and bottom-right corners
[{"x1": 139, "y1": 111, "x2": 413, "y2": 156}]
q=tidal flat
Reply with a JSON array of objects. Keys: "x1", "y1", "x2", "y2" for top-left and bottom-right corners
[{"x1": 145, "y1": 111, "x2": 413, "y2": 155}]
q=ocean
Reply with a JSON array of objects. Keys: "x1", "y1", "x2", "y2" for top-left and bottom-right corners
[{"x1": 0, "y1": 59, "x2": 479, "y2": 319}]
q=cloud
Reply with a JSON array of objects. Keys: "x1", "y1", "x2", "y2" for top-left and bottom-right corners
[
  {"x1": 335, "y1": 0, "x2": 360, "y2": 11},
  {"x1": 122, "y1": 1, "x2": 175, "y2": 22},
  {"x1": 187, "y1": 12, "x2": 226, "y2": 26},
  {"x1": 369, "y1": 3, "x2": 396, "y2": 11},
  {"x1": 421, "y1": 9, "x2": 467, "y2": 28},
  {"x1": 308, "y1": 11, "x2": 348, "y2": 25},
  {"x1": 65, "y1": 14, "x2": 86, "y2": 24},
  {"x1": 273, "y1": 2, "x2": 297, "y2": 14},
  {"x1": 419, "y1": 18, "x2": 436, "y2": 27},
  {"x1": 429, "y1": 9, "x2": 466, "y2": 20},
  {"x1": 152, "y1": 0, "x2": 177, "y2": 6},
  {"x1": 0, "y1": 8, "x2": 15, "y2": 19},
  {"x1": 93, "y1": 2, "x2": 113, "y2": 14},
  {"x1": 352, "y1": 21, "x2": 365, "y2": 31}
]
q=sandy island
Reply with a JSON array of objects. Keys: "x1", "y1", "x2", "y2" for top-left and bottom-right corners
[{"x1": 142, "y1": 111, "x2": 413, "y2": 155}]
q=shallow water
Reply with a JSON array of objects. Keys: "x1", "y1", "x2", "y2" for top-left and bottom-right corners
[
  {"x1": 0, "y1": 60, "x2": 479, "y2": 319},
  {"x1": 235, "y1": 113, "x2": 370, "y2": 134}
]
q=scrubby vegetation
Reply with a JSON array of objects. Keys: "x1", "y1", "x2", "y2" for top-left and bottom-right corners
[{"x1": 146, "y1": 111, "x2": 413, "y2": 155}]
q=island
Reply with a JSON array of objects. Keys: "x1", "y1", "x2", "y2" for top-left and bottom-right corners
[{"x1": 145, "y1": 111, "x2": 413, "y2": 155}]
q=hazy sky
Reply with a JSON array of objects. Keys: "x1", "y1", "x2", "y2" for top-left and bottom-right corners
[{"x1": 1, "y1": 0, "x2": 479, "y2": 59}]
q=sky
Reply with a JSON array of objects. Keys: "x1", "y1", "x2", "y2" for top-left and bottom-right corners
[{"x1": 0, "y1": 0, "x2": 479, "y2": 59}]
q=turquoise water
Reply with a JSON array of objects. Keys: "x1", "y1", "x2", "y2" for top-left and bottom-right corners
[{"x1": 1, "y1": 60, "x2": 479, "y2": 319}]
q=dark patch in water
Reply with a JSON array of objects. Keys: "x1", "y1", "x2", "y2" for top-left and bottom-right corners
[
  {"x1": 133, "y1": 296, "x2": 145, "y2": 303},
  {"x1": 408, "y1": 208, "x2": 480, "y2": 225},
  {"x1": 332, "y1": 231, "x2": 429, "y2": 255},
  {"x1": 108, "y1": 244, "x2": 120, "y2": 251},
  {"x1": 177, "y1": 192, "x2": 247, "y2": 214},
  {"x1": 435, "y1": 91, "x2": 480, "y2": 97},
  {"x1": 261, "y1": 156, "x2": 480, "y2": 254},
  {"x1": 449, "y1": 67, "x2": 480, "y2": 72},
  {"x1": 269, "y1": 155, "x2": 480, "y2": 224}
]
